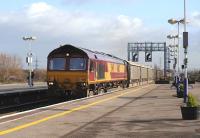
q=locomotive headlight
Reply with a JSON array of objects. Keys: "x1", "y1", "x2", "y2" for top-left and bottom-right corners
[
  {"x1": 48, "y1": 82, "x2": 54, "y2": 85},
  {"x1": 80, "y1": 82, "x2": 86, "y2": 86},
  {"x1": 76, "y1": 82, "x2": 87, "y2": 87},
  {"x1": 66, "y1": 53, "x2": 70, "y2": 56}
]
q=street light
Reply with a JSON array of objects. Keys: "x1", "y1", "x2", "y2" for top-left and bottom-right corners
[
  {"x1": 167, "y1": 35, "x2": 178, "y2": 63},
  {"x1": 167, "y1": 35, "x2": 178, "y2": 59},
  {"x1": 183, "y1": 0, "x2": 188, "y2": 103},
  {"x1": 168, "y1": 19, "x2": 185, "y2": 75},
  {"x1": 23, "y1": 36, "x2": 36, "y2": 41},
  {"x1": 22, "y1": 36, "x2": 36, "y2": 87},
  {"x1": 167, "y1": 35, "x2": 179, "y2": 84},
  {"x1": 168, "y1": 18, "x2": 185, "y2": 24}
]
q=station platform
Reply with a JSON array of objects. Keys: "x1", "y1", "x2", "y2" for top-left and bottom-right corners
[
  {"x1": 0, "y1": 84, "x2": 199, "y2": 138},
  {"x1": 0, "y1": 82, "x2": 46, "y2": 90},
  {"x1": 0, "y1": 82, "x2": 47, "y2": 95}
]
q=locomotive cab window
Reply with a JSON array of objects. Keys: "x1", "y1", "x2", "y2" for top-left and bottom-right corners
[
  {"x1": 49, "y1": 58, "x2": 65, "y2": 70},
  {"x1": 69, "y1": 58, "x2": 86, "y2": 70}
]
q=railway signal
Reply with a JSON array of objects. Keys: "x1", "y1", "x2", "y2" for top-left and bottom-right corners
[
  {"x1": 132, "y1": 53, "x2": 138, "y2": 62},
  {"x1": 145, "y1": 52, "x2": 152, "y2": 62}
]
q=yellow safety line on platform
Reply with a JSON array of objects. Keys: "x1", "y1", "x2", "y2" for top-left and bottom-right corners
[{"x1": 0, "y1": 85, "x2": 152, "y2": 136}]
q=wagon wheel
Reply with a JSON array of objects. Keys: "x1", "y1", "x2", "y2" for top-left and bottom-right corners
[{"x1": 122, "y1": 81, "x2": 127, "y2": 89}]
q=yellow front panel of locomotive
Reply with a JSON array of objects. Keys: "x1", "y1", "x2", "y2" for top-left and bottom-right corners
[{"x1": 47, "y1": 71, "x2": 87, "y2": 90}]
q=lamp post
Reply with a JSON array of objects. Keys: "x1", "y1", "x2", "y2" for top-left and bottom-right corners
[
  {"x1": 167, "y1": 35, "x2": 179, "y2": 89},
  {"x1": 167, "y1": 36, "x2": 177, "y2": 75},
  {"x1": 183, "y1": 0, "x2": 188, "y2": 103},
  {"x1": 167, "y1": 35, "x2": 178, "y2": 62},
  {"x1": 168, "y1": 45, "x2": 176, "y2": 75},
  {"x1": 168, "y1": 18, "x2": 184, "y2": 74},
  {"x1": 167, "y1": 36, "x2": 178, "y2": 57},
  {"x1": 22, "y1": 36, "x2": 36, "y2": 87}
]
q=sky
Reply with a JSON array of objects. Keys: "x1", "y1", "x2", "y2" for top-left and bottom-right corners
[{"x1": 0, "y1": 0, "x2": 199, "y2": 70}]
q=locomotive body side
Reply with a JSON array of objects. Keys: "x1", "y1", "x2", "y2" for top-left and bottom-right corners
[
  {"x1": 88, "y1": 60, "x2": 127, "y2": 83},
  {"x1": 86, "y1": 51, "x2": 128, "y2": 93}
]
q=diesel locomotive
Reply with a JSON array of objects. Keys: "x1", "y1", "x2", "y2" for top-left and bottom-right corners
[
  {"x1": 47, "y1": 44, "x2": 128, "y2": 98},
  {"x1": 47, "y1": 44, "x2": 155, "y2": 98}
]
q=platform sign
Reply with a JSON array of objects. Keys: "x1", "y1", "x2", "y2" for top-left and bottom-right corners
[{"x1": 26, "y1": 56, "x2": 32, "y2": 64}]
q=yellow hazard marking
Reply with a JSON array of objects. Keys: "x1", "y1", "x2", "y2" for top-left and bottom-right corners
[{"x1": 0, "y1": 85, "x2": 151, "y2": 136}]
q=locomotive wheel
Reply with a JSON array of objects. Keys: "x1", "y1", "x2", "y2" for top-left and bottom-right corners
[
  {"x1": 87, "y1": 90, "x2": 94, "y2": 97},
  {"x1": 98, "y1": 88, "x2": 104, "y2": 94},
  {"x1": 93, "y1": 89, "x2": 98, "y2": 95},
  {"x1": 80, "y1": 89, "x2": 93, "y2": 98}
]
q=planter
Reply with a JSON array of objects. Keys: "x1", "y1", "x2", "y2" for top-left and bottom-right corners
[
  {"x1": 181, "y1": 106, "x2": 199, "y2": 120},
  {"x1": 155, "y1": 80, "x2": 170, "y2": 84}
]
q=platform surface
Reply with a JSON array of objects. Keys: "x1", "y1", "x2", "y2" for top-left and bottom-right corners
[
  {"x1": 0, "y1": 84, "x2": 199, "y2": 138},
  {"x1": 0, "y1": 82, "x2": 47, "y2": 93}
]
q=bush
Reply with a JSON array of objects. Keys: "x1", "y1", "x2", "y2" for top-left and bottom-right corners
[
  {"x1": 187, "y1": 93, "x2": 199, "y2": 107},
  {"x1": 179, "y1": 83, "x2": 184, "y2": 92},
  {"x1": 34, "y1": 69, "x2": 47, "y2": 82},
  {"x1": 0, "y1": 53, "x2": 46, "y2": 83}
]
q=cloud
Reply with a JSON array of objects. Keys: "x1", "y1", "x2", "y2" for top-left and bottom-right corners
[
  {"x1": 27, "y1": 2, "x2": 54, "y2": 18},
  {"x1": 191, "y1": 11, "x2": 200, "y2": 27},
  {"x1": 61, "y1": 0, "x2": 138, "y2": 5},
  {"x1": 0, "y1": 2, "x2": 196, "y2": 69}
]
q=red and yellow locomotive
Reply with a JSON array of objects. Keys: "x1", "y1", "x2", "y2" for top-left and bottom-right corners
[{"x1": 47, "y1": 44, "x2": 128, "y2": 98}]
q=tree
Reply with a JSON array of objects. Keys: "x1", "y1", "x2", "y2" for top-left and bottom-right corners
[{"x1": 0, "y1": 53, "x2": 24, "y2": 83}]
